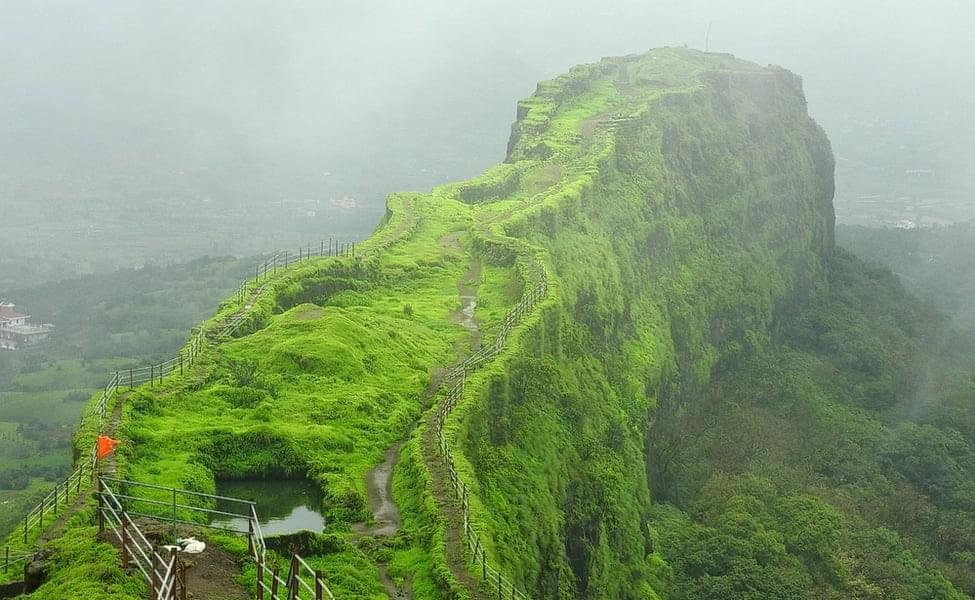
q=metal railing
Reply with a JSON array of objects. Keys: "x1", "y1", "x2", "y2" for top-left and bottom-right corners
[
  {"x1": 4, "y1": 214, "x2": 424, "y2": 592},
  {"x1": 18, "y1": 457, "x2": 95, "y2": 545},
  {"x1": 7, "y1": 236, "x2": 354, "y2": 550},
  {"x1": 15, "y1": 370, "x2": 119, "y2": 545},
  {"x1": 433, "y1": 265, "x2": 548, "y2": 600},
  {"x1": 254, "y1": 546, "x2": 335, "y2": 600},
  {"x1": 245, "y1": 498, "x2": 335, "y2": 600},
  {"x1": 1, "y1": 547, "x2": 33, "y2": 575},
  {"x1": 214, "y1": 240, "x2": 357, "y2": 341},
  {"x1": 98, "y1": 477, "x2": 335, "y2": 600},
  {"x1": 118, "y1": 329, "x2": 205, "y2": 389},
  {"x1": 98, "y1": 479, "x2": 186, "y2": 600}
]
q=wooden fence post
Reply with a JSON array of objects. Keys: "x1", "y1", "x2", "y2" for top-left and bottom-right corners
[
  {"x1": 288, "y1": 551, "x2": 299, "y2": 599},
  {"x1": 23, "y1": 516, "x2": 27, "y2": 544},
  {"x1": 4, "y1": 545, "x2": 8, "y2": 574},
  {"x1": 256, "y1": 555, "x2": 265, "y2": 600},
  {"x1": 271, "y1": 566, "x2": 280, "y2": 598},
  {"x1": 315, "y1": 570, "x2": 324, "y2": 600},
  {"x1": 247, "y1": 520, "x2": 254, "y2": 557},
  {"x1": 150, "y1": 545, "x2": 159, "y2": 599}
]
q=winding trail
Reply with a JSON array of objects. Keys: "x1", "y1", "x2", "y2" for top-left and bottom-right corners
[
  {"x1": 419, "y1": 256, "x2": 491, "y2": 600},
  {"x1": 355, "y1": 242, "x2": 483, "y2": 600},
  {"x1": 356, "y1": 442, "x2": 407, "y2": 539}
]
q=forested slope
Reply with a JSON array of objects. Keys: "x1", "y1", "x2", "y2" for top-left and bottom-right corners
[
  {"x1": 837, "y1": 221, "x2": 975, "y2": 330},
  {"x1": 18, "y1": 48, "x2": 974, "y2": 600}
]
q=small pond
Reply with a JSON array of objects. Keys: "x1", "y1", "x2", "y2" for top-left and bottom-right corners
[{"x1": 210, "y1": 478, "x2": 326, "y2": 536}]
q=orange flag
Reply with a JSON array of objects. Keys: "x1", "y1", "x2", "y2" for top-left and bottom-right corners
[{"x1": 97, "y1": 435, "x2": 120, "y2": 460}]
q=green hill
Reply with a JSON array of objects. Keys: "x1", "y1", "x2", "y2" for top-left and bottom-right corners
[{"x1": 14, "y1": 47, "x2": 975, "y2": 600}]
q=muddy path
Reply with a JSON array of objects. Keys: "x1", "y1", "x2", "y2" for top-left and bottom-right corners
[
  {"x1": 417, "y1": 254, "x2": 490, "y2": 599},
  {"x1": 355, "y1": 250, "x2": 482, "y2": 600},
  {"x1": 354, "y1": 441, "x2": 407, "y2": 538}
]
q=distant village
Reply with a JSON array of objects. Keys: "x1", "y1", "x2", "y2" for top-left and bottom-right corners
[{"x1": 0, "y1": 301, "x2": 53, "y2": 350}]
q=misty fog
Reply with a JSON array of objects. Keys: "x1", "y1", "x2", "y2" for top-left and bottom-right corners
[
  {"x1": 4, "y1": 4, "x2": 975, "y2": 597},
  {"x1": 1, "y1": 0, "x2": 973, "y2": 284}
]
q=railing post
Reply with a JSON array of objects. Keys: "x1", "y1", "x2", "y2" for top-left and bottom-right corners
[
  {"x1": 53, "y1": 482, "x2": 58, "y2": 516},
  {"x1": 247, "y1": 519, "x2": 254, "y2": 557},
  {"x1": 121, "y1": 511, "x2": 129, "y2": 568},
  {"x1": 39, "y1": 496, "x2": 44, "y2": 528},
  {"x1": 288, "y1": 551, "x2": 299, "y2": 599},
  {"x1": 97, "y1": 478, "x2": 105, "y2": 533},
  {"x1": 23, "y1": 515, "x2": 28, "y2": 544},
  {"x1": 271, "y1": 566, "x2": 280, "y2": 598},
  {"x1": 498, "y1": 570, "x2": 502, "y2": 599},
  {"x1": 171, "y1": 547, "x2": 181, "y2": 600},
  {"x1": 4, "y1": 545, "x2": 8, "y2": 574},
  {"x1": 172, "y1": 488, "x2": 178, "y2": 540},
  {"x1": 315, "y1": 570, "x2": 324, "y2": 600},
  {"x1": 150, "y1": 545, "x2": 159, "y2": 599},
  {"x1": 256, "y1": 555, "x2": 265, "y2": 600}
]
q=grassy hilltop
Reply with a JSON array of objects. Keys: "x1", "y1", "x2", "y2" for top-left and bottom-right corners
[{"x1": 16, "y1": 47, "x2": 975, "y2": 599}]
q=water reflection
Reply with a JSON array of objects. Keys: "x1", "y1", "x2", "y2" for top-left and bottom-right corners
[{"x1": 210, "y1": 478, "x2": 325, "y2": 536}]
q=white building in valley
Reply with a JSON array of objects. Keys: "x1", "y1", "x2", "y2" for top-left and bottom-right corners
[{"x1": 0, "y1": 302, "x2": 53, "y2": 350}]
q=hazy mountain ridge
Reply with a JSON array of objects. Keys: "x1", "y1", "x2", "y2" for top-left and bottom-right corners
[{"x1": 11, "y1": 48, "x2": 974, "y2": 600}]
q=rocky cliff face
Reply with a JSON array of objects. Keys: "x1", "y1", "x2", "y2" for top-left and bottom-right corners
[{"x1": 456, "y1": 48, "x2": 835, "y2": 598}]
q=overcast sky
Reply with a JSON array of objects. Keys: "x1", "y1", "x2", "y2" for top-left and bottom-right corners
[{"x1": 1, "y1": 0, "x2": 972, "y2": 223}]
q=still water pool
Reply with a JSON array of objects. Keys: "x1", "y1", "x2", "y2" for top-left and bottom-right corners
[{"x1": 210, "y1": 478, "x2": 325, "y2": 536}]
